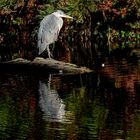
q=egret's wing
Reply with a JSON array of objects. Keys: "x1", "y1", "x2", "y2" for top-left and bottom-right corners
[
  {"x1": 42, "y1": 15, "x2": 62, "y2": 43},
  {"x1": 38, "y1": 14, "x2": 63, "y2": 54}
]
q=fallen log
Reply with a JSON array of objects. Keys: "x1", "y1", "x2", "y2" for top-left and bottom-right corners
[{"x1": 0, "y1": 57, "x2": 93, "y2": 74}]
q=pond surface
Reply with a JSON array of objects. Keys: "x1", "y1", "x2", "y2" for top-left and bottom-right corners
[{"x1": 0, "y1": 59, "x2": 140, "y2": 140}]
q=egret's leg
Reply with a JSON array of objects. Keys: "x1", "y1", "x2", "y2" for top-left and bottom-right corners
[
  {"x1": 49, "y1": 43, "x2": 55, "y2": 58},
  {"x1": 47, "y1": 46, "x2": 51, "y2": 58}
]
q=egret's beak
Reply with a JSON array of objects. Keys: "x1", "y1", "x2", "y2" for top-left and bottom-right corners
[{"x1": 62, "y1": 14, "x2": 73, "y2": 19}]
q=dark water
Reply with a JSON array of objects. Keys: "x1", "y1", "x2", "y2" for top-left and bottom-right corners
[{"x1": 0, "y1": 59, "x2": 140, "y2": 140}]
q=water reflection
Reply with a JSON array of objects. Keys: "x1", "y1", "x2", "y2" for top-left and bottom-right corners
[
  {"x1": 0, "y1": 73, "x2": 39, "y2": 140},
  {"x1": 39, "y1": 75, "x2": 65, "y2": 122},
  {"x1": 0, "y1": 59, "x2": 140, "y2": 140}
]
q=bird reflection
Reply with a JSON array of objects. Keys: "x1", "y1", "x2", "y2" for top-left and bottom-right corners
[{"x1": 39, "y1": 74, "x2": 65, "y2": 122}]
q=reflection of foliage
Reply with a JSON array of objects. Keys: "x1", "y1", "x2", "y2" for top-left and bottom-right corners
[
  {"x1": 0, "y1": 91, "x2": 35, "y2": 139},
  {"x1": 127, "y1": 110, "x2": 140, "y2": 140},
  {"x1": 0, "y1": 95, "x2": 31, "y2": 139},
  {"x1": 63, "y1": 87, "x2": 108, "y2": 139},
  {"x1": 0, "y1": 73, "x2": 38, "y2": 139}
]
